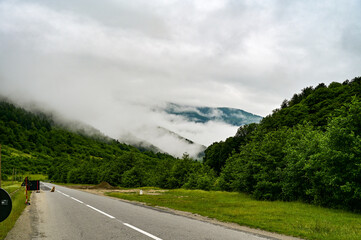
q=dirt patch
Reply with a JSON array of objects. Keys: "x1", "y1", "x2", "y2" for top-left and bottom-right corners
[
  {"x1": 88, "y1": 181, "x2": 115, "y2": 190},
  {"x1": 146, "y1": 189, "x2": 168, "y2": 195}
]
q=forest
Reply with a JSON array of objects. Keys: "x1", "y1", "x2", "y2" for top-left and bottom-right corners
[
  {"x1": 1, "y1": 76, "x2": 361, "y2": 212},
  {"x1": 204, "y1": 77, "x2": 361, "y2": 211}
]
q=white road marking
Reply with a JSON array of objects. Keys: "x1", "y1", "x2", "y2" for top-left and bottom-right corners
[
  {"x1": 56, "y1": 191, "x2": 70, "y2": 198},
  {"x1": 71, "y1": 197, "x2": 84, "y2": 204},
  {"x1": 123, "y1": 223, "x2": 163, "y2": 240},
  {"x1": 86, "y1": 204, "x2": 115, "y2": 219},
  {"x1": 57, "y1": 191, "x2": 69, "y2": 197}
]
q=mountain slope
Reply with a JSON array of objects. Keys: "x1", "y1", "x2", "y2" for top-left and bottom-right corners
[
  {"x1": 0, "y1": 99, "x2": 215, "y2": 190},
  {"x1": 119, "y1": 103, "x2": 262, "y2": 159},
  {"x1": 203, "y1": 77, "x2": 361, "y2": 211},
  {"x1": 119, "y1": 127, "x2": 206, "y2": 159},
  {"x1": 164, "y1": 103, "x2": 262, "y2": 126},
  {"x1": 204, "y1": 77, "x2": 361, "y2": 176}
]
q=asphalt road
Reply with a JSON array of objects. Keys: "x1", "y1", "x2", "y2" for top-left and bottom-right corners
[{"x1": 26, "y1": 183, "x2": 272, "y2": 240}]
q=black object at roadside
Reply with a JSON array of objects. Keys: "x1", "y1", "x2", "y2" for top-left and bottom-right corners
[
  {"x1": 27, "y1": 180, "x2": 40, "y2": 191},
  {"x1": 0, "y1": 188, "x2": 12, "y2": 222},
  {"x1": 21, "y1": 178, "x2": 40, "y2": 191}
]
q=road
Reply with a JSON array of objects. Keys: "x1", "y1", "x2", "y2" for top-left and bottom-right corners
[{"x1": 8, "y1": 182, "x2": 279, "y2": 240}]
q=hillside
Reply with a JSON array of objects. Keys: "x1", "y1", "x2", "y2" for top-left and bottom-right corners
[
  {"x1": 204, "y1": 76, "x2": 361, "y2": 211},
  {"x1": 204, "y1": 77, "x2": 361, "y2": 174},
  {"x1": 0, "y1": 99, "x2": 215, "y2": 189},
  {"x1": 119, "y1": 126, "x2": 206, "y2": 159}
]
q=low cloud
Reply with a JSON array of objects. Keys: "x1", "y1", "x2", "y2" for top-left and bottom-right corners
[{"x1": 1, "y1": 0, "x2": 361, "y2": 156}]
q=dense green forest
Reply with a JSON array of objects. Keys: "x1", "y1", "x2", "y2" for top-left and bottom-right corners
[
  {"x1": 204, "y1": 76, "x2": 361, "y2": 211},
  {"x1": 1, "y1": 76, "x2": 361, "y2": 212}
]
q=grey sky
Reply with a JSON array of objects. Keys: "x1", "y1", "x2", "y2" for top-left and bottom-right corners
[{"x1": 1, "y1": 0, "x2": 361, "y2": 155}]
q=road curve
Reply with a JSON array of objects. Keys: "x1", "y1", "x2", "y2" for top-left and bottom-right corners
[{"x1": 8, "y1": 182, "x2": 276, "y2": 240}]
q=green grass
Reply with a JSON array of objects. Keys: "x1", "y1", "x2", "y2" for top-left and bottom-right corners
[
  {"x1": 107, "y1": 189, "x2": 361, "y2": 240},
  {"x1": 0, "y1": 181, "x2": 28, "y2": 240},
  {"x1": 1, "y1": 183, "x2": 20, "y2": 195},
  {"x1": 4, "y1": 145, "x2": 32, "y2": 158},
  {"x1": 2, "y1": 173, "x2": 48, "y2": 183},
  {"x1": 25, "y1": 173, "x2": 48, "y2": 181}
]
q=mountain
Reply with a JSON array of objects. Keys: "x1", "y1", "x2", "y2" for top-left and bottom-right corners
[
  {"x1": 164, "y1": 103, "x2": 263, "y2": 126},
  {"x1": 0, "y1": 99, "x2": 215, "y2": 190},
  {"x1": 122, "y1": 103, "x2": 262, "y2": 159}
]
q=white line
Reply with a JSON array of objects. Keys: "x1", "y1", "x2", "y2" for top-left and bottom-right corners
[
  {"x1": 71, "y1": 197, "x2": 84, "y2": 204},
  {"x1": 62, "y1": 193, "x2": 70, "y2": 197},
  {"x1": 86, "y1": 205, "x2": 115, "y2": 219},
  {"x1": 123, "y1": 223, "x2": 162, "y2": 240}
]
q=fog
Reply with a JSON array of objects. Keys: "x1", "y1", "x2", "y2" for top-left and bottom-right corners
[{"x1": 1, "y1": 0, "x2": 361, "y2": 157}]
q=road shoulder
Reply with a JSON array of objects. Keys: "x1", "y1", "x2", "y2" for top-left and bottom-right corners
[{"x1": 5, "y1": 192, "x2": 45, "y2": 240}]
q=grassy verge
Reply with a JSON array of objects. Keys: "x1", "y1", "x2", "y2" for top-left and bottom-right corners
[
  {"x1": 25, "y1": 174, "x2": 48, "y2": 181},
  {"x1": 0, "y1": 182, "x2": 28, "y2": 240},
  {"x1": 106, "y1": 189, "x2": 361, "y2": 240}
]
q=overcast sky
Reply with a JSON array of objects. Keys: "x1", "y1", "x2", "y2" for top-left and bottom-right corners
[{"x1": 1, "y1": 0, "x2": 361, "y2": 154}]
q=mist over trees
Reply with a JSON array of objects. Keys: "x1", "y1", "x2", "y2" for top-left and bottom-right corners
[
  {"x1": 0, "y1": 100, "x2": 215, "y2": 190},
  {"x1": 1, "y1": 76, "x2": 361, "y2": 212}
]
